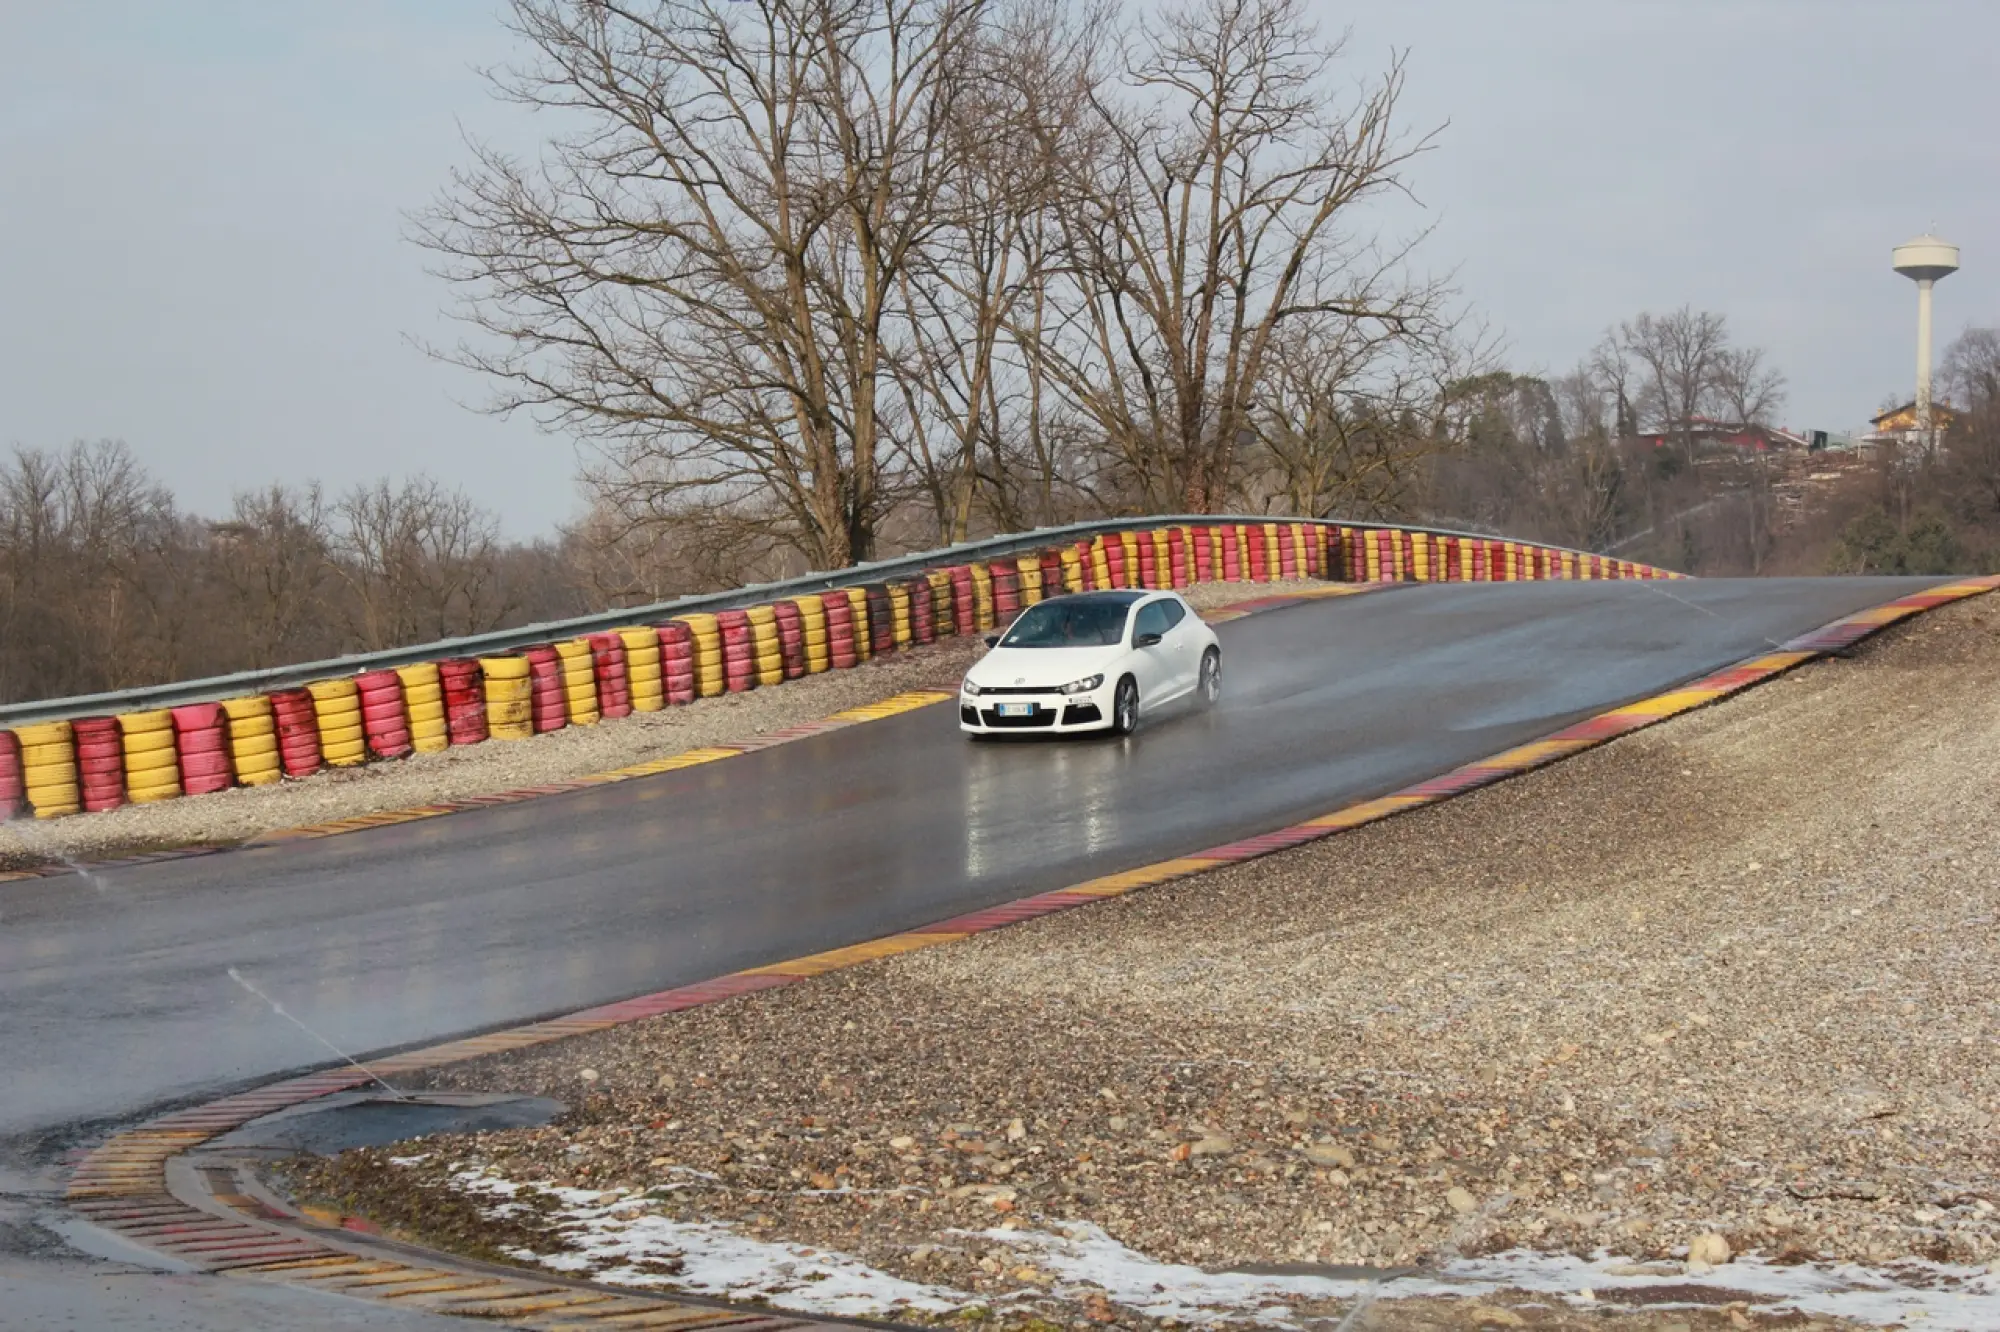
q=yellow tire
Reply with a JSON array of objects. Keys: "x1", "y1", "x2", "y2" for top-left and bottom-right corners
[
  {"x1": 306, "y1": 679, "x2": 366, "y2": 766},
  {"x1": 673, "y1": 615, "x2": 725, "y2": 699},
  {"x1": 619, "y1": 628, "x2": 665, "y2": 712},
  {"x1": 393, "y1": 663, "x2": 449, "y2": 754},
  {"x1": 16, "y1": 720, "x2": 81, "y2": 818},
  {"x1": 554, "y1": 639, "x2": 600, "y2": 725},
  {"x1": 887, "y1": 584, "x2": 913, "y2": 647},
  {"x1": 844, "y1": 588, "x2": 872, "y2": 659},
  {"x1": 480, "y1": 656, "x2": 534, "y2": 739}
]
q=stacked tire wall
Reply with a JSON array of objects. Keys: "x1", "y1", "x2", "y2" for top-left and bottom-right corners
[{"x1": 0, "y1": 520, "x2": 1681, "y2": 825}]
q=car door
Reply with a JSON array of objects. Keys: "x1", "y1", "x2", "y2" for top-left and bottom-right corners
[
  {"x1": 1157, "y1": 597, "x2": 1197, "y2": 698},
  {"x1": 1129, "y1": 599, "x2": 1175, "y2": 707}
]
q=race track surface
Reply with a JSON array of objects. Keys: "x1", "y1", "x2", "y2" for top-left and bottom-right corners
[{"x1": 2, "y1": 576, "x2": 1940, "y2": 1149}]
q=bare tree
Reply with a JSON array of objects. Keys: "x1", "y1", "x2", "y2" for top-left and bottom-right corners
[
  {"x1": 332, "y1": 477, "x2": 509, "y2": 650},
  {"x1": 885, "y1": 0, "x2": 1104, "y2": 541},
  {"x1": 209, "y1": 484, "x2": 337, "y2": 668},
  {"x1": 1715, "y1": 343, "x2": 1787, "y2": 427},
  {"x1": 1249, "y1": 307, "x2": 1470, "y2": 518},
  {"x1": 416, "y1": 0, "x2": 989, "y2": 570},
  {"x1": 1033, "y1": 0, "x2": 1443, "y2": 512},
  {"x1": 1605, "y1": 306, "x2": 1730, "y2": 463}
]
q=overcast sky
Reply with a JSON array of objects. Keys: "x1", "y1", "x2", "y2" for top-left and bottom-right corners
[{"x1": 3, "y1": 1, "x2": 1995, "y2": 537}]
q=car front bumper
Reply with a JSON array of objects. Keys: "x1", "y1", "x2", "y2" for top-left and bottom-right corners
[{"x1": 958, "y1": 683, "x2": 1115, "y2": 734}]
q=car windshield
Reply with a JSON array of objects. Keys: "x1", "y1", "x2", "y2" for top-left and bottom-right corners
[{"x1": 999, "y1": 599, "x2": 1130, "y2": 648}]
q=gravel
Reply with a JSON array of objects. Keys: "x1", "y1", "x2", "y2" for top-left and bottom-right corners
[{"x1": 301, "y1": 589, "x2": 2000, "y2": 1327}]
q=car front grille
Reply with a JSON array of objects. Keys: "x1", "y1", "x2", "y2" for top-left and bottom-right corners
[{"x1": 971, "y1": 684, "x2": 1062, "y2": 695}]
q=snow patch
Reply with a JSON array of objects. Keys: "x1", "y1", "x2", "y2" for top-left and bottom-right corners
[
  {"x1": 425, "y1": 1163, "x2": 2000, "y2": 1328},
  {"x1": 977, "y1": 1223, "x2": 2000, "y2": 1330}
]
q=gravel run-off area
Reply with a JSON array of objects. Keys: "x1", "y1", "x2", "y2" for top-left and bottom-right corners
[
  {"x1": 0, "y1": 579, "x2": 1327, "y2": 871},
  {"x1": 294, "y1": 592, "x2": 2000, "y2": 1330}
]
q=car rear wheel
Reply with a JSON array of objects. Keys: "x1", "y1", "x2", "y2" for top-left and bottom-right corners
[
  {"x1": 1112, "y1": 676, "x2": 1139, "y2": 735},
  {"x1": 1198, "y1": 648, "x2": 1221, "y2": 707}
]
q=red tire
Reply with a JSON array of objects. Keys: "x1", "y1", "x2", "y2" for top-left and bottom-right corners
[{"x1": 438, "y1": 658, "x2": 489, "y2": 745}]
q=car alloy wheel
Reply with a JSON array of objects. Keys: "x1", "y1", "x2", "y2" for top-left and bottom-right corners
[
  {"x1": 1112, "y1": 677, "x2": 1139, "y2": 735},
  {"x1": 1199, "y1": 648, "x2": 1221, "y2": 706}
]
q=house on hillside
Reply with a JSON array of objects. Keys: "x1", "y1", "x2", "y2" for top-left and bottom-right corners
[
  {"x1": 1862, "y1": 400, "x2": 1959, "y2": 447},
  {"x1": 1635, "y1": 418, "x2": 1810, "y2": 454}
]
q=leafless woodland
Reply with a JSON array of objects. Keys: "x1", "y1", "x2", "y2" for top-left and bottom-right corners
[{"x1": 5, "y1": 0, "x2": 1997, "y2": 703}]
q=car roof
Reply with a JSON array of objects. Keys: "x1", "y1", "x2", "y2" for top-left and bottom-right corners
[{"x1": 1037, "y1": 590, "x2": 1151, "y2": 608}]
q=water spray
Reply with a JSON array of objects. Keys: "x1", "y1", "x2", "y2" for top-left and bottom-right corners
[{"x1": 226, "y1": 966, "x2": 410, "y2": 1101}]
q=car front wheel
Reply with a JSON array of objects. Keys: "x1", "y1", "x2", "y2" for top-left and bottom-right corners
[
  {"x1": 1198, "y1": 648, "x2": 1221, "y2": 707},
  {"x1": 1111, "y1": 676, "x2": 1139, "y2": 735}
]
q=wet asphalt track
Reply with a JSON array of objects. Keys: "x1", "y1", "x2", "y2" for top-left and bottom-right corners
[{"x1": 0, "y1": 575, "x2": 1946, "y2": 1327}]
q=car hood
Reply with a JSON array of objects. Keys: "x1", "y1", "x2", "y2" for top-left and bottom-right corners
[{"x1": 965, "y1": 644, "x2": 1121, "y2": 689}]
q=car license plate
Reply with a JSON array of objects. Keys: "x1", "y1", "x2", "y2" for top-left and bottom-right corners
[{"x1": 994, "y1": 702, "x2": 1035, "y2": 718}]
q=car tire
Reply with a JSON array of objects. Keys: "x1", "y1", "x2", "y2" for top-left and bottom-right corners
[
  {"x1": 1112, "y1": 676, "x2": 1139, "y2": 735},
  {"x1": 1198, "y1": 648, "x2": 1221, "y2": 707}
]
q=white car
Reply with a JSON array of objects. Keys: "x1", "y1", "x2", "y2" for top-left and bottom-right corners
[{"x1": 959, "y1": 590, "x2": 1222, "y2": 736}]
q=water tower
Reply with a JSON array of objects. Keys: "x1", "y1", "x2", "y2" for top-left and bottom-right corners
[{"x1": 1892, "y1": 233, "x2": 1960, "y2": 442}]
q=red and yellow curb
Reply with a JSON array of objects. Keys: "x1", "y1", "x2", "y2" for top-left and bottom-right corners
[{"x1": 61, "y1": 576, "x2": 1996, "y2": 1327}]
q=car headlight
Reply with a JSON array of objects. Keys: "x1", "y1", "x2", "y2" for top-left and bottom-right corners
[
  {"x1": 960, "y1": 679, "x2": 980, "y2": 698},
  {"x1": 1059, "y1": 674, "x2": 1104, "y2": 695}
]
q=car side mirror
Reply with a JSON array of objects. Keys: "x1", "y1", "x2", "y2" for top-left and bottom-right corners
[
  {"x1": 984, "y1": 635, "x2": 999, "y2": 648},
  {"x1": 1135, "y1": 631, "x2": 1163, "y2": 647}
]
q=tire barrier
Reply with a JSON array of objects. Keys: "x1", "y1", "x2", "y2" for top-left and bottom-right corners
[
  {"x1": 439, "y1": 659, "x2": 490, "y2": 745},
  {"x1": 619, "y1": 628, "x2": 666, "y2": 712},
  {"x1": 908, "y1": 576, "x2": 936, "y2": 645},
  {"x1": 479, "y1": 656, "x2": 534, "y2": 740},
  {"x1": 989, "y1": 560, "x2": 1020, "y2": 624},
  {"x1": 120, "y1": 709, "x2": 183, "y2": 803},
  {"x1": 656, "y1": 622, "x2": 698, "y2": 704},
  {"x1": 555, "y1": 639, "x2": 602, "y2": 723},
  {"x1": 1014, "y1": 555, "x2": 1042, "y2": 609},
  {"x1": 1088, "y1": 535, "x2": 1109, "y2": 588},
  {"x1": 946, "y1": 566, "x2": 976, "y2": 636},
  {"x1": 269, "y1": 689, "x2": 323, "y2": 778},
  {"x1": 74, "y1": 716, "x2": 125, "y2": 813},
  {"x1": 969, "y1": 563, "x2": 995, "y2": 631},
  {"x1": 1059, "y1": 546, "x2": 1084, "y2": 593},
  {"x1": 17, "y1": 719, "x2": 81, "y2": 818},
  {"x1": 863, "y1": 583, "x2": 896, "y2": 657},
  {"x1": 395, "y1": 663, "x2": 449, "y2": 755},
  {"x1": 839, "y1": 588, "x2": 871, "y2": 661},
  {"x1": 355, "y1": 670, "x2": 414, "y2": 761},
  {"x1": 926, "y1": 569, "x2": 957, "y2": 635},
  {"x1": 744, "y1": 605, "x2": 785, "y2": 687},
  {"x1": 1118, "y1": 531, "x2": 1143, "y2": 587},
  {"x1": 587, "y1": 633, "x2": 634, "y2": 719},
  {"x1": 771, "y1": 600, "x2": 809, "y2": 679},
  {"x1": 306, "y1": 679, "x2": 367, "y2": 768},
  {"x1": 1246, "y1": 524, "x2": 1269, "y2": 581},
  {"x1": 0, "y1": 731, "x2": 22, "y2": 821},
  {"x1": 223, "y1": 694, "x2": 283, "y2": 785},
  {"x1": 793, "y1": 597, "x2": 831, "y2": 674},
  {"x1": 1136, "y1": 531, "x2": 1158, "y2": 588},
  {"x1": 885, "y1": 581, "x2": 914, "y2": 650},
  {"x1": 523, "y1": 646, "x2": 568, "y2": 733},
  {"x1": 820, "y1": 591, "x2": 860, "y2": 670},
  {"x1": 716, "y1": 609, "x2": 756, "y2": 693},
  {"x1": 1, "y1": 517, "x2": 1684, "y2": 825},
  {"x1": 172, "y1": 703, "x2": 235, "y2": 795},
  {"x1": 1038, "y1": 549, "x2": 1065, "y2": 602},
  {"x1": 672, "y1": 613, "x2": 725, "y2": 697}
]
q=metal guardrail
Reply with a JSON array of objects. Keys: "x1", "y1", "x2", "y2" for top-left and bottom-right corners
[{"x1": 0, "y1": 515, "x2": 1610, "y2": 726}]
